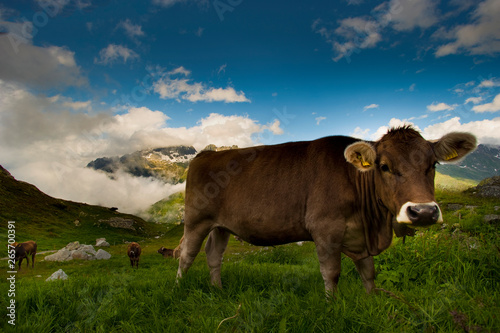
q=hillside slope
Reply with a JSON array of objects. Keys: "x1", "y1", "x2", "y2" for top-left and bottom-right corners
[{"x1": 0, "y1": 165, "x2": 155, "y2": 250}]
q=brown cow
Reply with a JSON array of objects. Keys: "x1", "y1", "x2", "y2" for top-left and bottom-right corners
[
  {"x1": 14, "y1": 241, "x2": 37, "y2": 270},
  {"x1": 176, "y1": 126, "x2": 476, "y2": 294},
  {"x1": 127, "y1": 242, "x2": 141, "y2": 268},
  {"x1": 157, "y1": 247, "x2": 175, "y2": 258}
]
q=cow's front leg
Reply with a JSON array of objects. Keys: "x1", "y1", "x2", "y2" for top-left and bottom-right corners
[
  {"x1": 354, "y1": 256, "x2": 376, "y2": 294},
  {"x1": 315, "y1": 241, "x2": 342, "y2": 296}
]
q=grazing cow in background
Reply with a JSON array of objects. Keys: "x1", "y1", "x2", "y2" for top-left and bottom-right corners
[
  {"x1": 157, "y1": 247, "x2": 175, "y2": 258},
  {"x1": 172, "y1": 236, "x2": 184, "y2": 259},
  {"x1": 176, "y1": 126, "x2": 476, "y2": 294},
  {"x1": 14, "y1": 241, "x2": 37, "y2": 270},
  {"x1": 127, "y1": 242, "x2": 141, "y2": 268}
]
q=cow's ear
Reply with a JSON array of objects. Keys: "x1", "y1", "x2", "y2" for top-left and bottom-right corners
[
  {"x1": 344, "y1": 141, "x2": 376, "y2": 171},
  {"x1": 433, "y1": 132, "x2": 477, "y2": 162}
]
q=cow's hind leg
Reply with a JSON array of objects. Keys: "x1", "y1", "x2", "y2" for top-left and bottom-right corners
[
  {"x1": 354, "y1": 256, "x2": 376, "y2": 294},
  {"x1": 31, "y1": 253, "x2": 35, "y2": 268},
  {"x1": 176, "y1": 222, "x2": 212, "y2": 281},
  {"x1": 205, "y1": 228, "x2": 230, "y2": 288}
]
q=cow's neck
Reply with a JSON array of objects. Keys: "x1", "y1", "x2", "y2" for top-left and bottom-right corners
[{"x1": 354, "y1": 170, "x2": 394, "y2": 256}]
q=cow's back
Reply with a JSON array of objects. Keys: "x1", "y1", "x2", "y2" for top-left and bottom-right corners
[{"x1": 185, "y1": 136, "x2": 358, "y2": 245}]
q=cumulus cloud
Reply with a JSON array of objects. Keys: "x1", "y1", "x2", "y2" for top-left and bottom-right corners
[
  {"x1": 153, "y1": 66, "x2": 250, "y2": 103},
  {"x1": 472, "y1": 94, "x2": 500, "y2": 113},
  {"x1": 427, "y1": 102, "x2": 458, "y2": 112},
  {"x1": 422, "y1": 116, "x2": 500, "y2": 144},
  {"x1": 435, "y1": 0, "x2": 500, "y2": 57},
  {"x1": 355, "y1": 116, "x2": 500, "y2": 145},
  {"x1": 477, "y1": 78, "x2": 500, "y2": 88},
  {"x1": 350, "y1": 126, "x2": 371, "y2": 139},
  {"x1": 0, "y1": 82, "x2": 279, "y2": 213},
  {"x1": 94, "y1": 44, "x2": 139, "y2": 65},
  {"x1": 0, "y1": 34, "x2": 86, "y2": 88}
]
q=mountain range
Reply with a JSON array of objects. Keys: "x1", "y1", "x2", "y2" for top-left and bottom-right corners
[
  {"x1": 436, "y1": 144, "x2": 500, "y2": 181},
  {"x1": 88, "y1": 143, "x2": 500, "y2": 184},
  {"x1": 87, "y1": 146, "x2": 197, "y2": 184}
]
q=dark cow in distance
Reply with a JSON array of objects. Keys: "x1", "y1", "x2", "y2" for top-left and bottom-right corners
[
  {"x1": 14, "y1": 241, "x2": 37, "y2": 270},
  {"x1": 176, "y1": 126, "x2": 476, "y2": 294},
  {"x1": 127, "y1": 242, "x2": 141, "y2": 268},
  {"x1": 157, "y1": 247, "x2": 175, "y2": 258}
]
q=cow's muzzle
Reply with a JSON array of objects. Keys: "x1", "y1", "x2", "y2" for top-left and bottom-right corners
[{"x1": 396, "y1": 202, "x2": 443, "y2": 227}]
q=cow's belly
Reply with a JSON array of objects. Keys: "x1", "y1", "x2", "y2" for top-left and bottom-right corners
[{"x1": 217, "y1": 217, "x2": 312, "y2": 246}]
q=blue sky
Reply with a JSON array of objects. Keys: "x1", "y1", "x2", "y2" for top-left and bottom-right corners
[{"x1": 1, "y1": 0, "x2": 499, "y2": 211}]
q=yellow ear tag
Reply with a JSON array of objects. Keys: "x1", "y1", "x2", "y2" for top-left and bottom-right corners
[
  {"x1": 356, "y1": 153, "x2": 371, "y2": 167},
  {"x1": 445, "y1": 149, "x2": 458, "y2": 161}
]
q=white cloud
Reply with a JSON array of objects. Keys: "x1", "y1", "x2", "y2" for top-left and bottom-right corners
[
  {"x1": 152, "y1": 0, "x2": 186, "y2": 7},
  {"x1": 351, "y1": 118, "x2": 420, "y2": 141},
  {"x1": 435, "y1": 0, "x2": 500, "y2": 56},
  {"x1": 0, "y1": 82, "x2": 277, "y2": 213},
  {"x1": 153, "y1": 66, "x2": 250, "y2": 103},
  {"x1": 62, "y1": 100, "x2": 92, "y2": 110},
  {"x1": 427, "y1": 102, "x2": 458, "y2": 112},
  {"x1": 313, "y1": 17, "x2": 382, "y2": 62},
  {"x1": 478, "y1": 78, "x2": 500, "y2": 88},
  {"x1": 118, "y1": 19, "x2": 145, "y2": 40},
  {"x1": 465, "y1": 96, "x2": 483, "y2": 104},
  {"x1": 169, "y1": 66, "x2": 191, "y2": 76},
  {"x1": 313, "y1": 0, "x2": 438, "y2": 61},
  {"x1": 263, "y1": 119, "x2": 284, "y2": 135},
  {"x1": 382, "y1": 0, "x2": 438, "y2": 31},
  {"x1": 422, "y1": 116, "x2": 500, "y2": 144},
  {"x1": 217, "y1": 64, "x2": 227, "y2": 76},
  {"x1": 371, "y1": 118, "x2": 420, "y2": 141},
  {"x1": 409, "y1": 83, "x2": 416, "y2": 92},
  {"x1": 315, "y1": 116, "x2": 326, "y2": 125},
  {"x1": 363, "y1": 103, "x2": 379, "y2": 111},
  {"x1": 195, "y1": 27, "x2": 204, "y2": 37},
  {"x1": 362, "y1": 116, "x2": 500, "y2": 145},
  {"x1": 350, "y1": 126, "x2": 370, "y2": 139},
  {"x1": 0, "y1": 34, "x2": 86, "y2": 88},
  {"x1": 94, "y1": 44, "x2": 139, "y2": 65},
  {"x1": 472, "y1": 94, "x2": 500, "y2": 113}
]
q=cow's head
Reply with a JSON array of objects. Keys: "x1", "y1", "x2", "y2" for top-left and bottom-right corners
[{"x1": 345, "y1": 126, "x2": 476, "y2": 227}]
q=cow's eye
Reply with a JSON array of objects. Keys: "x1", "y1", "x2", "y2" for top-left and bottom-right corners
[{"x1": 380, "y1": 164, "x2": 390, "y2": 173}]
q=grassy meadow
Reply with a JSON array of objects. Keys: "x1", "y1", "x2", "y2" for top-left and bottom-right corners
[{"x1": 1, "y1": 188, "x2": 499, "y2": 332}]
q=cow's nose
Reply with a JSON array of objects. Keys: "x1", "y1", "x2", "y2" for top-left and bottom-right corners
[{"x1": 406, "y1": 204, "x2": 440, "y2": 226}]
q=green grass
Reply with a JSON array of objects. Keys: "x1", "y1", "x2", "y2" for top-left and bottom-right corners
[{"x1": 1, "y1": 190, "x2": 499, "y2": 332}]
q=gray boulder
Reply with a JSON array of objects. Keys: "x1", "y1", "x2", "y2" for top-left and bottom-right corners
[
  {"x1": 467, "y1": 176, "x2": 500, "y2": 199},
  {"x1": 96, "y1": 238, "x2": 110, "y2": 247},
  {"x1": 66, "y1": 241, "x2": 80, "y2": 251},
  {"x1": 95, "y1": 249, "x2": 111, "y2": 260},
  {"x1": 46, "y1": 269, "x2": 68, "y2": 281},
  {"x1": 44, "y1": 248, "x2": 72, "y2": 262}
]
